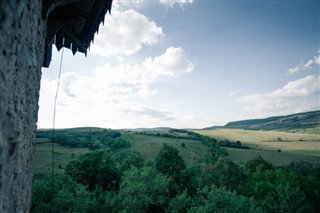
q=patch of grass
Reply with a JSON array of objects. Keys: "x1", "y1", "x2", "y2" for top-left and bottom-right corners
[
  {"x1": 122, "y1": 133, "x2": 208, "y2": 167},
  {"x1": 196, "y1": 129, "x2": 320, "y2": 156},
  {"x1": 33, "y1": 140, "x2": 90, "y2": 176},
  {"x1": 226, "y1": 147, "x2": 320, "y2": 166},
  {"x1": 34, "y1": 131, "x2": 209, "y2": 177},
  {"x1": 285, "y1": 126, "x2": 320, "y2": 134},
  {"x1": 34, "y1": 128, "x2": 320, "y2": 177}
]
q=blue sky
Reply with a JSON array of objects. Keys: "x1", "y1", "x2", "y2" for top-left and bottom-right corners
[{"x1": 38, "y1": 0, "x2": 320, "y2": 129}]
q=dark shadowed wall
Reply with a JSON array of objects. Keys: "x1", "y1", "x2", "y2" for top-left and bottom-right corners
[{"x1": 0, "y1": 0, "x2": 46, "y2": 212}]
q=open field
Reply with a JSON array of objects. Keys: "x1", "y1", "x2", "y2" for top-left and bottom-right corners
[
  {"x1": 34, "y1": 138, "x2": 90, "y2": 176},
  {"x1": 33, "y1": 132, "x2": 208, "y2": 176},
  {"x1": 122, "y1": 133, "x2": 208, "y2": 167},
  {"x1": 226, "y1": 147, "x2": 320, "y2": 165},
  {"x1": 34, "y1": 128, "x2": 320, "y2": 177},
  {"x1": 196, "y1": 129, "x2": 320, "y2": 156}
]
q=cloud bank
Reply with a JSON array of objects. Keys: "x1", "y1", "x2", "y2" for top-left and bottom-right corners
[
  {"x1": 240, "y1": 75, "x2": 320, "y2": 117},
  {"x1": 91, "y1": 9, "x2": 164, "y2": 57},
  {"x1": 39, "y1": 47, "x2": 194, "y2": 128}
]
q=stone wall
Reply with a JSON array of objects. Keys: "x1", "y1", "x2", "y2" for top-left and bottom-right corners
[{"x1": 0, "y1": 0, "x2": 46, "y2": 212}]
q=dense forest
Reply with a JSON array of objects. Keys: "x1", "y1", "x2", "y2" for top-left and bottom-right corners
[{"x1": 32, "y1": 129, "x2": 320, "y2": 213}]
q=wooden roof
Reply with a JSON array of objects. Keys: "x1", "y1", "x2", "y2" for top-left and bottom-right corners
[{"x1": 43, "y1": 0, "x2": 113, "y2": 67}]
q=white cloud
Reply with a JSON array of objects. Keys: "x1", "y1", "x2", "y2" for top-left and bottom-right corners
[
  {"x1": 239, "y1": 75, "x2": 320, "y2": 117},
  {"x1": 122, "y1": 104, "x2": 174, "y2": 120},
  {"x1": 143, "y1": 47, "x2": 194, "y2": 76},
  {"x1": 228, "y1": 90, "x2": 239, "y2": 97},
  {"x1": 61, "y1": 72, "x2": 79, "y2": 97},
  {"x1": 38, "y1": 47, "x2": 194, "y2": 128},
  {"x1": 288, "y1": 52, "x2": 320, "y2": 74},
  {"x1": 113, "y1": 0, "x2": 145, "y2": 10},
  {"x1": 160, "y1": 0, "x2": 193, "y2": 8},
  {"x1": 91, "y1": 9, "x2": 164, "y2": 57}
]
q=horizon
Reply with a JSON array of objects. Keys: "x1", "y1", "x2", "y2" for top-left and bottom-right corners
[
  {"x1": 38, "y1": 0, "x2": 320, "y2": 129},
  {"x1": 36, "y1": 109, "x2": 319, "y2": 130}
]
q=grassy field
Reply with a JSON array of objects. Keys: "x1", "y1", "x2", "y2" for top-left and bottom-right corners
[
  {"x1": 196, "y1": 129, "x2": 320, "y2": 155},
  {"x1": 34, "y1": 138, "x2": 90, "y2": 176},
  {"x1": 122, "y1": 132, "x2": 208, "y2": 167},
  {"x1": 196, "y1": 128, "x2": 320, "y2": 165},
  {"x1": 225, "y1": 147, "x2": 320, "y2": 165},
  {"x1": 33, "y1": 132, "x2": 208, "y2": 176},
  {"x1": 34, "y1": 128, "x2": 320, "y2": 177}
]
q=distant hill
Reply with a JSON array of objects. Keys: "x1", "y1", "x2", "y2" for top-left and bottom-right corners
[
  {"x1": 206, "y1": 111, "x2": 320, "y2": 133},
  {"x1": 124, "y1": 127, "x2": 172, "y2": 132}
]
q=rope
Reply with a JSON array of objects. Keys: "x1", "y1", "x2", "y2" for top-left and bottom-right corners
[{"x1": 50, "y1": 47, "x2": 64, "y2": 213}]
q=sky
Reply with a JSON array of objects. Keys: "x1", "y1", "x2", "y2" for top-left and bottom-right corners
[{"x1": 38, "y1": 0, "x2": 320, "y2": 129}]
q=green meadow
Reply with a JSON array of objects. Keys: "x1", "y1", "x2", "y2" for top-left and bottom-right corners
[
  {"x1": 34, "y1": 128, "x2": 320, "y2": 178},
  {"x1": 34, "y1": 138, "x2": 91, "y2": 176},
  {"x1": 196, "y1": 128, "x2": 320, "y2": 165},
  {"x1": 34, "y1": 130, "x2": 209, "y2": 176}
]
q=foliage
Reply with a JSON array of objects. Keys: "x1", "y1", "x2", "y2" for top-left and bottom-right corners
[
  {"x1": 117, "y1": 166, "x2": 170, "y2": 212},
  {"x1": 32, "y1": 175, "x2": 92, "y2": 213},
  {"x1": 202, "y1": 157, "x2": 245, "y2": 192},
  {"x1": 189, "y1": 186, "x2": 262, "y2": 213},
  {"x1": 218, "y1": 139, "x2": 250, "y2": 149},
  {"x1": 245, "y1": 155, "x2": 273, "y2": 173},
  {"x1": 32, "y1": 128, "x2": 320, "y2": 213},
  {"x1": 113, "y1": 150, "x2": 145, "y2": 175},
  {"x1": 272, "y1": 184, "x2": 312, "y2": 213},
  {"x1": 243, "y1": 166, "x2": 318, "y2": 212},
  {"x1": 65, "y1": 151, "x2": 119, "y2": 190},
  {"x1": 166, "y1": 190, "x2": 192, "y2": 213},
  {"x1": 155, "y1": 144, "x2": 186, "y2": 182},
  {"x1": 36, "y1": 129, "x2": 126, "y2": 150}
]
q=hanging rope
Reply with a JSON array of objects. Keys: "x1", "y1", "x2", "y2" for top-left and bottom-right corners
[{"x1": 50, "y1": 47, "x2": 64, "y2": 213}]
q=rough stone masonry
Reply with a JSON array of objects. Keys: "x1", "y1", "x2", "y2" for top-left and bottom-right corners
[{"x1": 0, "y1": 1, "x2": 46, "y2": 212}]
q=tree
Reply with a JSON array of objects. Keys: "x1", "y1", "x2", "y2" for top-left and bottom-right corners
[
  {"x1": 189, "y1": 186, "x2": 262, "y2": 213},
  {"x1": 155, "y1": 144, "x2": 186, "y2": 182},
  {"x1": 114, "y1": 150, "x2": 145, "y2": 175},
  {"x1": 166, "y1": 190, "x2": 192, "y2": 213},
  {"x1": 117, "y1": 166, "x2": 170, "y2": 212},
  {"x1": 243, "y1": 168, "x2": 313, "y2": 211},
  {"x1": 272, "y1": 184, "x2": 312, "y2": 213},
  {"x1": 202, "y1": 157, "x2": 245, "y2": 192},
  {"x1": 65, "y1": 151, "x2": 119, "y2": 190},
  {"x1": 31, "y1": 175, "x2": 92, "y2": 213},
  {"x1": 245, "y1": 155, "x2": 273, "y2": 173}
]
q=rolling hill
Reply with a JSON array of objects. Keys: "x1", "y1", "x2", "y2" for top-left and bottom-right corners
[{"x1": 205, "y1": 111, "x2": 320, "y2": 133}]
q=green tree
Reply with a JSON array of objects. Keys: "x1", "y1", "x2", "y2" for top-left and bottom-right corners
[
  {"x1": 31, "y1": 178, "x2": 52, "y2": 212},
  {"x1": 31, "y1": 175, "x2": 92, "y2": 213},
  {"x1": 272, "y1": 184, "x2": 312, "y2": 213},
  {"x1": 117, "y1": 166, "x2": 170, "y2": 212},
  {"x1": 155, "y1": 144, "x2": 186, "y2": 182},
  {"x1": 244, "y1": 168, "x2": 312, "y2": 212},
  {"x1": 180, "y1": 167, "x2": 201, "y2": 196},
  {"x1": 65, "y1": 151, "x2": 119, "y2": 190},
  {"x1": 202, "y1": 157, "x2": 245, "y2": 192},
  {"x1": 245, "y1": 155, "x2": 273, "y2": 173},
  {"x1": 86, "y1": 187, "x2": 118, "y2": 213},
  {"x1": 189, "y1": 186, "x2": 262, "y2": 213},
  {"x1": 166, "y1": 190, "x2": 192, "y2": 213},
  {"x1": 114, "y1": 150, "x2": 144, "y2": 175}
]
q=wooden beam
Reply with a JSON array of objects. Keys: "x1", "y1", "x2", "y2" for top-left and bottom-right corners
[
  {"x1": 43, "y1": 0, "x2": 80, "y2": 19},
  {"x1": 62, "y1": 27, "x2": 87, "y2": 52}
]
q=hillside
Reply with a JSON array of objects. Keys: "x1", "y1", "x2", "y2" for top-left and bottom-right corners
[
  {"x1": 34, "y1": 128, "x2": 211, "y2": 176},
  {"x1": 207, "y1": 111, "x2": 320, "y2": 133},
  {"x1": 33, "y1": 128, "x2": 320, "y2": 212}
]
